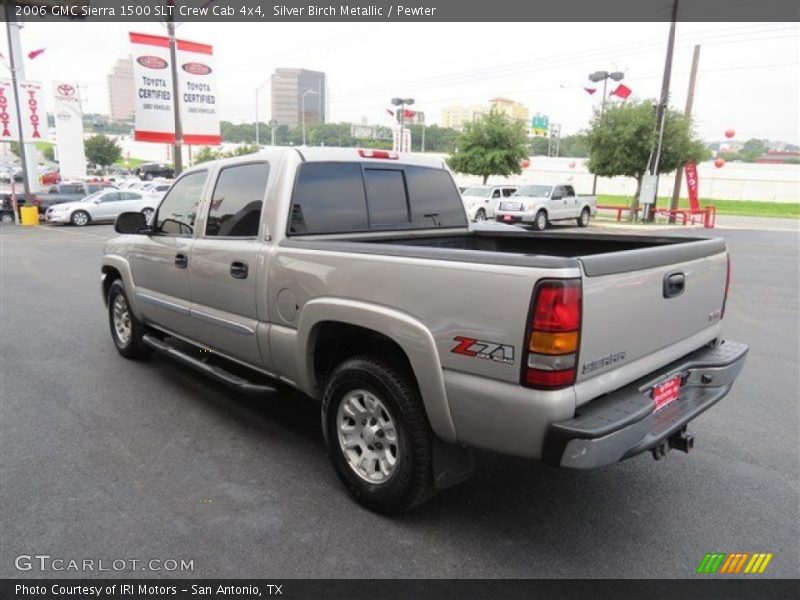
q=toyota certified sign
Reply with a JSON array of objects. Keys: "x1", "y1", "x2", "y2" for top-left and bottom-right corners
[
  {"x1": 182, "y1": 62, "x2": 212, "y2": 75},
  {"x1": 57, "y1": 84, "x2": 75, "y2": 97},
  {"x1": 137, "y1": 55, "x2": 168, "y2": 69}
]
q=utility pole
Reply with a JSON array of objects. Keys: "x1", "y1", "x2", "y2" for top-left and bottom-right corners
[
  {"x1": 255, "y1": 87, "x2": 260, "y2": 146},
  {"x1": 669, "y1": 44, "x2": 700, "y2": 223},
  {"x1": 167, "y1": 0, "x2": 183, "y2": 176},
  {"x1": 3, "y1": 1, "x2": 32, "y2": 225},
  {"x1": 643, "y1": 0, "x2": 679, "y2": 221}
]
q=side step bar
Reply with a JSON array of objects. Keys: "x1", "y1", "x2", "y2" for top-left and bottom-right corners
[{"x1": 142, "y1": 334, "x2": 278, "y2": 395}]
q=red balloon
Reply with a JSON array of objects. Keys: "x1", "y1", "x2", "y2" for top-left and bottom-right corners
[
  {"x1": 521, "y1": 158, "x2": 531, "y2": 168},
  {"x1": 568, "y1": 161, "x2": 576, "y2": 169},
  {"x1": 724, "y1": 129, "x2": 735, "y2": 139},
  {"x1": 714, "y1": 158, "x2": 726, "y2": 168}
]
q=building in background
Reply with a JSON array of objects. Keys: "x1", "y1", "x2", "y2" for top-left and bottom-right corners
[
  {"x1": 270, "y1": 68, "x2": 326, "y2": 128},
  {"x1": 107, "y1": 58, "x2": 134, "y2": 122},
  {"x1": 441, "y1": 104, "x2": 487, "y2": 130},
  {"x1": 489, "y1": 98, "x2": 529, "y2": 123}
]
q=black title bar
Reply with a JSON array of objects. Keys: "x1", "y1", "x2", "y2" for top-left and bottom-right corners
[{"x1": 2, "y1": 0, "x2": 799, "y2": 22}]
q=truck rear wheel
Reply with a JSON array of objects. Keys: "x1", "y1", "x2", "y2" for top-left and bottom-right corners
[
  {"x1": 322, "y1": 356, "x2": 436, "y2": 513},
  {"x1": 107, "y1": 279, "x2": 152, "y2": 359}
]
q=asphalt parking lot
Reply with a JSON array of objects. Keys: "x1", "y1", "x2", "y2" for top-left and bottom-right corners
[{"x1": 1, "y1": 221, "x2": 798, "y2": 578}]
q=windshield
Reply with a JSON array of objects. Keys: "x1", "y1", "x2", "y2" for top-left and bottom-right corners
[
  {"x1": 462, "y1": 186, "x2": 491, "y2": 197},
  {"x1": 82, "y1": 191, "x2": 104, "y2": 203},
  {"x1": 513, "y1": 185, "x2": 552, "y2": 198}
]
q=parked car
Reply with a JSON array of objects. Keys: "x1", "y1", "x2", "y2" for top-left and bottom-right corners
[
  {"x1": 40, "y1": 167, "x2": 61, "y2": 185},
  {"x1": 102, "y1": 147, "x2": 746, "y2": 513},
  {"x1": 37, "y1": 181, "x2": 115, "y2": 214},
  {"x1": 461, "y1": 184, "x2": 518, "y2": 221},
  {"x1": 1, "y1": 188, "x2": 25, "y2": 223},
  {"x1": 46, "y1": 189, "x2": 156, "y2": 226},
  {"x1": 494, "y1": 183, "x2": 597, "y2": 230},
  {"x1": 135, "y1": 162, "x2": 175, "y2": 181}
]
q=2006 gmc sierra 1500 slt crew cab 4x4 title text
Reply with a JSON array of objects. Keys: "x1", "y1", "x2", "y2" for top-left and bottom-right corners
[{"x1": 101, "y1": 148, "x2": 747, "y2": 513}]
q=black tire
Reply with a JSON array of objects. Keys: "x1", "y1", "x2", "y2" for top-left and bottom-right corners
[
  {"x1": 322, "y1": 356, "x2": 436, "y2": 513},
  {"x1": 70, "y1": 210, "x2": 90, "y2": 226},
  {"x1": 144, "y1": 172, "x2": 154, "y2": 181},
  {"x1": 107, "y1": 279, "x2": 152, "y2": 359},
  {"x1": 532, "y1": 210, "x2": 548, "y2": 231},
  {"x1": 577, "y1": 207, "x2": 591, "y2": 228},
  {"x1": 1, "y1": 212, "x2": 13, "y2": 224},
  {"x1": 475, "y1": 208, "x2": 486, "y2": 222}
]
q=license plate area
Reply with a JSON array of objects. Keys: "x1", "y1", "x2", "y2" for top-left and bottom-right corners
[{"x1": 652, "y1": 373, "x2": 682, "y2": 412}]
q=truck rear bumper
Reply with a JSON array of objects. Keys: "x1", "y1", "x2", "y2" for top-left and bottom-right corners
[{"x1": 542, "y1": 340, "x2": 748, "y2": 468}]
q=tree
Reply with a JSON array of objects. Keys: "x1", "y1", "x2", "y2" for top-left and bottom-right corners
[
  {"x1": 42, "y1": 144, "x2": 55, "y2": 162},
  {"x1": 740, "y1": 138, "x2": 766, "y2": 162},
  {"x1": 193, "y1": 146, "x2": 217, "y2": 164},
  {"x1": 447, "y1": 109, "x2": 530, "y2": 183},
  {"x1": 586, "y1": 100, "x2": 709, "y2": 211},
  {"x1": 84, "y1": 134, "x2": 122, "y2": 168}
]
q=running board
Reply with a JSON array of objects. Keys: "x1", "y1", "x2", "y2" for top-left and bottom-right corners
[{"x1": 142, "y1": 334, "x2": 279, "y2": 395}]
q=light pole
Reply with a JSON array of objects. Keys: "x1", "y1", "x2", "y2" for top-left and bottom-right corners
[
  {"x1": 301, "y1": 89, "x2": 319, "y2": 146},
  {"x1": 268, "y1": 119, "x2": 277, "y2": 146},
  {"x1": 391, "y1": 97, "x2": 414, "y2": 152},
  {"x1": 254, "y1": 78, "x2": 269, "y2": 146},
  {"x1": 588, "y1": 70, "x2": 624, "y2": 194}
]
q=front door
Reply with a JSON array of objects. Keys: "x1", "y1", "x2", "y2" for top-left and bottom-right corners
[
  {"x1": 187, "y1": 161, "x2": 270, "y2": 368},
  {"x1": 128, "y1": 170, "x2": 209, "y2": 337},
  {"x1": 549, "y1": 185, "x2": 568, "y2": 220}
]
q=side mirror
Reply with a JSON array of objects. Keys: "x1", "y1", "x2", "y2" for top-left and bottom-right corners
[{"x1": 114, "y1": 211, "x2": 148, "y2": 234}]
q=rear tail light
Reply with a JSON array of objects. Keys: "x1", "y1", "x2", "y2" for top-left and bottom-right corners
[
  {"x1": 721, "y1": 254, "x2": 731, "y2": 318},
  {"x1": 358, "y1": 149, "x2": 399, "y2": 160},
  {"x1": 522, "y1": 279, "x2": 582, "y2": 389}
]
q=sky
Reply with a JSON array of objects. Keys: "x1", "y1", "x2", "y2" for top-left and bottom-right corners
[{"x1": 2, "y1": 21, "x2": 798, "y2": 143}]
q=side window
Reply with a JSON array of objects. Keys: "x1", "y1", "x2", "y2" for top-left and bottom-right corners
[
  {"x1": 206, "y1": 162, "x2": 270, "y2": 237},
  {"x1": 502, "y1": 188, "x2": 516, "y2": 197},
  {"x1": 155, "y1": 170, "x2": 207, "y2": 236},
  {"x1": 101, "y1": 192, "x2": 121, "y2": 203},
  {"x1": 564, "y1": 186, "x2": 575, "y2": 197},
  {"x1": 290, "y1": 163, "x2": 367, "y2": 234},
  {"x1": 492, "y1": 189, "x2": 501, "y2": 198},
  {"x1": 552, "y1": 186, "x2": 564, "y2": 199},
  {"x1": 363, "y1": 168, "x2": 409, "y2": 227}
]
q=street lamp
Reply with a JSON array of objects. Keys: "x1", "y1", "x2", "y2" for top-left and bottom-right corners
[
  {"x1": 268, "y1": 119, "x2": 278, "y2": 146},
  {"x1": 588, "y1": 70, "x2": 624, "y2": 194},
  {"x1": 391, "y1": 97, "x2": 415, "y2": 153},
  {"x1": 254, "y1": 78, "x2": 270, "y2": 146},
  {"x1": 301, "y1": 89, "x2": 320, "y2": 146}
]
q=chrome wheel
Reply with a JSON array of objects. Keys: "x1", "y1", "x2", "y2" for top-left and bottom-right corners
[
  {"x1": 336, "y1": 389, "x2": 400, "y2": 485},
  {"x1": 71, "y1": 211, "x2": 89, "y2": 226},
  {"x1": 536, "y1": 212, "x2": 547, "y2": 230},
  {"x1": 475, "y1": 209, "x2": 486, "y2": 222},
  {"x1": 112, "y1": 294, "x2": 132, "y2": 346},
  {"x1": 1, "y1": 213, "x2": 13, "y2": 223},
  {"x1": 580, "y1": 209, "x2": 590, "y2": 226}
]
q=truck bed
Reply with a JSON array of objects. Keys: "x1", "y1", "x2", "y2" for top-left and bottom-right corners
[{"x1": 282, "y1": 229, "x2": 726, "y2": 276}]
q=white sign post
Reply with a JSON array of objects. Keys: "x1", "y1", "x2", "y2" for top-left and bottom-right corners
[
  {"x1": 129, "y1": 32, "x2": 220, "y2": 146},
  {"x1": 52, "y1": 82, "x2": 87, "y2": 179}
]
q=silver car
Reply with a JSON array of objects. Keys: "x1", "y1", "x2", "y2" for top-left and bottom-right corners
[{"x1": 46, "y1": 189, "x2": 157, "y2": 226}]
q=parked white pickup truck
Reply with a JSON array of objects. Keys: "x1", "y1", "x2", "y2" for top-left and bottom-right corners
[
  {"x1": 460, "y1": 184, "x2": 519, "y2": 221},
  {"x1": 495, "y1": 183, "x2": 597, "y2": 230},
  {"x1": 102, "y1": 148, "x2": 746, "y2": 513}
]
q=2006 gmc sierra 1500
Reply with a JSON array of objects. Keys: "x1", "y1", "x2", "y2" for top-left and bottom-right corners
[{"x1": 101, "y1": 148, "x2": 747, "y2": 513}]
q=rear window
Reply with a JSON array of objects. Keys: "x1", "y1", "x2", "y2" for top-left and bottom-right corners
[{"x1": 289, "y1": 162, "x2": 466, "y2": 235}]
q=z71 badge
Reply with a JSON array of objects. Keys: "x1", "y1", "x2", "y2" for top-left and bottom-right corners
[{"x1": 452, "y1": 336, "x2": 515, "y2": 365}]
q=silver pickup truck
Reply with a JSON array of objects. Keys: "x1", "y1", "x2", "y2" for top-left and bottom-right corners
[
  {"x1": 494, "y1": 183, "x2": 597, "y2": 230},
  {"x1": 102, "y1": 148, "x2": 747, "y2": 513}
]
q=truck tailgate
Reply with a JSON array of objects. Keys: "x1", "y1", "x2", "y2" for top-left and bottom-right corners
[{"x1": 575, "y1": 241, "x2": 728, "y2": 405}]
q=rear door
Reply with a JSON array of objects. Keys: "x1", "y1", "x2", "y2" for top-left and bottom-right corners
[
  {"x1": 187, "y1": 161, "x2": 270, "y2": 367},
  {"x1": 562, "y1": 185, "x2": 579, "y2": 218},
  {"x1": 128, "y1": 170, "x2": 208, "y2": 337},
  {"x1": 575, "y1": 247, "x2": 728, "y2": 401},
  {"x1": 92, "y1": 191, "x2": 123, "y2": 220}
]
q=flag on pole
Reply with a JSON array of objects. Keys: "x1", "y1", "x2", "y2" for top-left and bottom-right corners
[
  {"x1": 27, "y1": 49, "x2": 46, "y2": 60},
  {"x1": 610, "y1": 84, "x2": 632, "y2": 99},
  {"x1": 584, "y1": 87, "x2": 597, "y2": 95},
  {"x1": 386, "y1": 109, "x2": 395, "y2": 117}
]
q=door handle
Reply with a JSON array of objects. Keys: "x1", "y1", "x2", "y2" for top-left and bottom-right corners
[
  {"x1": 663, "y1": 272, "x2": 685, "y2": 298},
  {"x1": 174, "y1": 253, "x2": 188, "y2": 269},
  {"x1": 230, "y1": 260, "x2": 249, "y2": 279}
]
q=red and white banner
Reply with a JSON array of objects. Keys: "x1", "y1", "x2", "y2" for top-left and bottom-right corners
[
  {"x1": 129, "y1": 32, "x2": 220, "y2": 145},
  {"x1": 0, "y1": 79, "x2": 48, "y2": 142},
  {"x1": 684, "y1": 162, "x2": 699, "y2": 210},
  {"x1": 52, "y1": 82, "x2": 87, "y2": 178}
]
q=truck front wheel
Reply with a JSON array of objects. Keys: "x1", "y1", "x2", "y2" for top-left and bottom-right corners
[
  {"x1": 322, "y1": 356, "x2": 436, "y2": 513},
  {"x1": 107, "y1": 279, "x2": 152, "y2": 359},
  {"x1": 532, "y1": 210, "x2": 548, "y2": 231}
]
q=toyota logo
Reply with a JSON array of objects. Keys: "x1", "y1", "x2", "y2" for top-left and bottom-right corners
[
  {"x1": 57, "y1": 111, "x2": 71, "y2": 121},
  {"x1": 137, "y1": 55, "x2": 168, "y2": 69},
  {"x1": 181, "y1": 62, "x2": 212, "y2": 75},
  {"x1": 57, "y1": 84, "x2": 75, "y2": 97}
]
